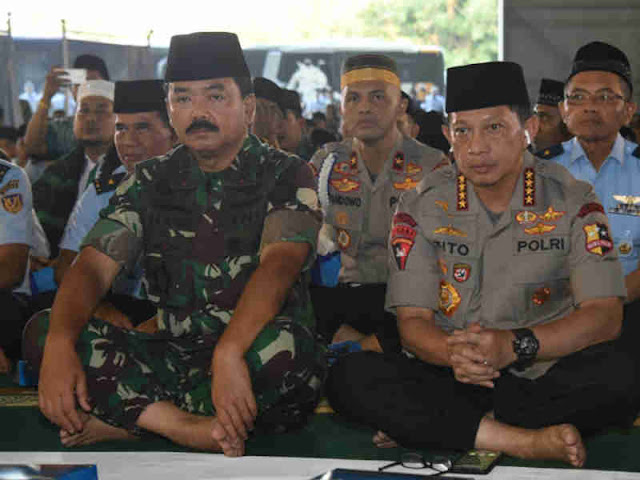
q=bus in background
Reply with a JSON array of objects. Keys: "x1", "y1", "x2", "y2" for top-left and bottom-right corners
[{"x1": 243, "y1": 39, "x2": 445, "y2": 117}]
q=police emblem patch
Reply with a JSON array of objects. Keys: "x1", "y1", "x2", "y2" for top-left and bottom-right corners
[
  {"x1": 392, "y1": 151, "x2": 405, "y2": 171},
  {"x1": 336, "y1": 229, "x2": 352, "y2": 250},
  {"x1": 577, "y1": 202, "x2": 605, "y2": 218},
  {"x1": 516, "y1": 210, "x2": 538, "y2": 225},
  {"x1": 439, "y1": 280, "x2": 461, "y2": 317},
  {"x1": 524, "y1": 223, "x2": 557, "y2": 235},
  {"x1": 393, "y1": 177, "x2": 419, "y2": 191},
  {"x1": 453, "y1": 263, "x2": 470, "y2": 283},
  {"x1": 1, "y1": 193, "x2": 23, "y2": 214},
  {"x1": 434, "y1": 225, "x2": 467, "y2": 237},
  {"x1": 333, "y1": 162, "x2": 352, "y2": 175},
  {"x1": 391, "y1": 219, "x2": 417, "y2": 271},
  {"x1": 532, "y1": 287, "x2": 551, "y2": 305},
  {"x1": 330, "y1": 177, "x2": 360, "y2": 193},
  {"x1": 583, "y1": 223, "x2": 613, "y2": 256},
  {"x1": 540, "y1": 206, "x2": 565, "y2": 222}
]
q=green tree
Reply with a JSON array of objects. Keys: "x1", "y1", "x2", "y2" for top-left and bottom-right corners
[{"x1": 359, "y1": 0, "x2": 498, "y2": 68}]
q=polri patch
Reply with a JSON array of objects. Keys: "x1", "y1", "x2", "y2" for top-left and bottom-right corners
[
  {"x1": 439, "y1": 280, "x2": 461, "y2": 317},
  {"x1": 1, "y1": 193, "x2": 23, "y2": 214},
  {"x1": 577, "y1": 202, "x2": 605, "y2": 218},
  {"x1": 391, "y1": 223, "x2": 417, "y2": 270},
  {"x1": 584, "y1": 223, "x2": 613, "y2": 256},
  {"x1": 453, "y1": 263, "x2": 470, "y2": 283}
]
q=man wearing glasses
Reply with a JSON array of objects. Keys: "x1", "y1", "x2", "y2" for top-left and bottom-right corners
[
  {"x1": 550, "y1": 42, "x2": 640, "y2": 356},
  {"x1": 327, "y1": 61, "x2": 637, "y2": 467}
]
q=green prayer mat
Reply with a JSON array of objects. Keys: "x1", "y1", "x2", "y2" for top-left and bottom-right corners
[{"x1": 1, "y1": 374, "x2": 639, "y2": 472}]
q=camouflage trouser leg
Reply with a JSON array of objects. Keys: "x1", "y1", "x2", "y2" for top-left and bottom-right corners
[
  {"x1": 243, "y1": 317, "x2": 327, "y2": 433},
  {"x1": 29, "y1": 312, "x2": 326, "y2": 434}
]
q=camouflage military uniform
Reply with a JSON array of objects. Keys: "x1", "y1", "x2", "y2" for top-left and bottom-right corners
[{"x1": 41, "y1": 135, "x2": 326, "y2": 433}]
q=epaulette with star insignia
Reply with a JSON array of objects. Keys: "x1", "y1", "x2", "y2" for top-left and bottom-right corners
[
  {"x1": 534, "y1": 144, "x2": 564, "y2": 160},
  {"x1": 0, "y1": 163, "x2": 11, "y2": 184},
  {"x1": 94, "y1": 172, "x2": 127, "y2": 194}
]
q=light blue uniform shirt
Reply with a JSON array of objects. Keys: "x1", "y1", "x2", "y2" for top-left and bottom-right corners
[
  {"x1": 60, "y1": 165, "x2": 142, "y2": 296},
  {"x1": 0, "y1": 160, "x2": 33, "y2": 295},
  {"x1": 552, "y1": 134, "x2": 640, "y2": 276}
]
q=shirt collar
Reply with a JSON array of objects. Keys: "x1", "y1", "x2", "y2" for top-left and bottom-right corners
[{"x1": 570, "y1": 133, "x2": 626, "y2": 167}]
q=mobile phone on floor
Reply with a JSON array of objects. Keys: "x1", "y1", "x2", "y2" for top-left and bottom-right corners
[{"x1": 449, "y1": 449, "x2": 502, "y2": 474}]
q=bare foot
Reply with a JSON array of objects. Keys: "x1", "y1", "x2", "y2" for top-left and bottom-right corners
[
  {"x1": 331, "y1": 324, "x2": 366, "y2": 344},
  {"x1": 373, "y1": 430, "x2": 398, "y2": 448},
  {"x1": 212, "y1": 417, "x2": 245, "y2": 457},
  {"x1": 0, "y1": 348, "x2": 11, "y2": 374},
  {"x1": 60, "y1": 411, "x2": 138, "y2": 447},
  {"x1": 521, "y1": 424, "x2": 585, "y2": 467}
]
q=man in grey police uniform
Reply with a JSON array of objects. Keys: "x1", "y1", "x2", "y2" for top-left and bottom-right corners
[
  {"x1": 0, "y1": 158, "x2": 34, "y2": 373},
  {"x1": 310, "y1": 54, "x2": 444, "y2": 350},
  {"x1": 545, "y1": 41, "x2": 640, "y2": 353},
  {"x1": 327, "y1": 61, "x2": 639, "y2": 467}
]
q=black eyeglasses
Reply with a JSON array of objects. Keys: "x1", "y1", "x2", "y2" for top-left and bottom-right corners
[{"x1": 378, "y1": 452, "x2": 452, "y2": 476}]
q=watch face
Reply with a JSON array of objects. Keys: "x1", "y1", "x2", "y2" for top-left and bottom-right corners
[{"x1": 519, "y1": 336, "x2": 538, "y2": 355}]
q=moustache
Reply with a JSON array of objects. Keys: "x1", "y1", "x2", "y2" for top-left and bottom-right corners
[{"x1": 186, "y1": 120, "x2": 219, "y2": 134}]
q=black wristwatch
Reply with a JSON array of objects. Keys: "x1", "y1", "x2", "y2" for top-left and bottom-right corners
[{"x1": 512, "y1": 328, "x2": 539, "y2": 371}]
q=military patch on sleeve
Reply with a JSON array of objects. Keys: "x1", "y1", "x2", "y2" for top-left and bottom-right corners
[
  {"x1": 577, "y1": 202, "x2": 605, "y2": 218},
  {"x1": 583, "y1": 222, "x2": 613, "y2": 256},
  {"x1": 1, "y1": 193, "x2": 23, "y2": 214},
  {"x1": 391, "y1": 212, "x2": 418, "y2": 270}
]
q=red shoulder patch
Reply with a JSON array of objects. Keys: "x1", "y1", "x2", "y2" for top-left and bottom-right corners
[{"x1": 577, "y1": 202, "x2": 605, "y2": 218}]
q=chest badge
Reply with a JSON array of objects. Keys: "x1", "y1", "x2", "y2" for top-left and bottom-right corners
[
  {"x1": 330, "y1": 177, "x2": 360, "y2": 193},
  {"x1": 584, "y1": 223, "x2": 613, "y2": 256},
  {"x1": 524, "y1": 223, "x2": 557, "y2": 235},
  {"x1": 516, "y1": 211, "x2": 538, "y2": 225},
  {"x1": 611, "y1": 195, "x2": 640, "y2": 216},
  {"x1": 406, "y1": 162, "x2": 422, "y2": 176},
  {"x1": 393, "y1": 177, "x2": 419, "y2": 191},
  {"x1": 434, "y1": 225, "x2": 467, "y2": 237},
  {"x1": 439, "y1": 280, "x2": 461, "y2": 317},
  {"x1": 540, "y1": 206, "x2": 565, "y2": 222},
  {"x1": 349, "y1": 152, "x2": 358, "y2": 170},
  {"x1": 452, "y1": 264, "x2": 471, "y2": 283},
  {"x1": 336, "y1": 229, "x2": 352, "y2": 250},
  {"x1": 438, "y1": 259, "x2": 448, "y2": 275},
  {"x1": 532, "y1": 287, "x2": 551, "y2": 306}
]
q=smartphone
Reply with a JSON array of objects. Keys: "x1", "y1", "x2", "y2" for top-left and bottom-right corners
[
  {"x1": 450, "y1": 449, "x2": 502, "y2": 475},
  {"x1": 56, "y1": 68, "x2": 87, "y2": 85}
]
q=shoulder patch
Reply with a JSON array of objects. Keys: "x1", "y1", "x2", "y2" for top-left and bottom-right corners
[
  {"x1": 632, "y1": 146, "x2": 640, "y2": 159},
  {"x1": 94, "y1": 172, "x2": 127, "y2": 195},
  {"x1": 535, "y1": 143, "x2": 564, "y2": 160}
]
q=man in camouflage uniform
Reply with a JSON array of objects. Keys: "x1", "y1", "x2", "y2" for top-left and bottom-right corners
[
  {"x1": 310, "y1": 54, "x2": 444, "y2": 351},
  {"x1": 37, "y1": 32, "x2": 325, "y2": 457},
  {"x1": 327, "y1": 62, "x2": 638, "y2": 466}
]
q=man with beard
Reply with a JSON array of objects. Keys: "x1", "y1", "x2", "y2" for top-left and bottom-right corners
[
  {"x1": 532, "y1": 79, "x2": 572, "y2": 156},
  {"x1": 549, "y1": 42, "x2": 640, "y2": 357},
  {"x1": 32, "y1": 80, "x2": 119, "y2": 256},
  {"x1": 310, "y1": 54, "x2": 444, "y2": 351},
  {"x1": 36, "y1": 32, "x2": 325, "y2": 457}
]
